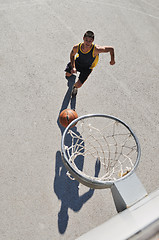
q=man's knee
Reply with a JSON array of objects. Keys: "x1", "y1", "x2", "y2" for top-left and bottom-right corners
[{"x1": 75, "y1": 79, "x2": 83, "y2": 88}]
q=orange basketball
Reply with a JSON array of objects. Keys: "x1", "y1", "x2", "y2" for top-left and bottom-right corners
[{"x1": 59, "y1": 109, "x2": 78, "y2": 128}]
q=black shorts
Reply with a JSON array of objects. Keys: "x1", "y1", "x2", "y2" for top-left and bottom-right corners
[{"x1": 65, "y1": 62, "x2": 92, "y2": 84}]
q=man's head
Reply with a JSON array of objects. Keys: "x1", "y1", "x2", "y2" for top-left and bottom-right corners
[
  {"x1": 83, "y1": 31, "x2": 94, "y2": 47},
  {"x1": 84, "y1": 31, "x2": 95, "y2": 40}
]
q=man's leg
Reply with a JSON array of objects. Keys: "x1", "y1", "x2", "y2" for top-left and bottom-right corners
[
  {"x1": 71, "y1": 79, "x2": 82, "y2": 98},
  {"x1": 74, "y1": 79, "x2": 83, "y2": 88},
  {"x1": 71, "y1": 69, "x2": 92, "y2": 98}
]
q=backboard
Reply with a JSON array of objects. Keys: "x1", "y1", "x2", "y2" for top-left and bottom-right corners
[{"x1": 76, "y1": 189, "x2": 159, "y2": 240}]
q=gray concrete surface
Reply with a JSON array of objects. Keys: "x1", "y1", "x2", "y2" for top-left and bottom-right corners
[{"x1": 0, "y1": 0, "x2": 159, "y2": 239}]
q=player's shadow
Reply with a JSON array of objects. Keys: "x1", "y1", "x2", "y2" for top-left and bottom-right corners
[
  {"x1": 54, "y1": 76, "x2": 100, "y2": 234},
  {"x1": 60, "y1": 75, "x2": 77, "y2": 116},
  {"x1": 57, "y1": 75, "x2": 76, "y2": 135},
  {"x1": 54, "y1": 150, "x2": 100, "y2": 234}
]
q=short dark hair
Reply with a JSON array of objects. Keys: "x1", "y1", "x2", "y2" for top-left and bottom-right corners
[{"x1": 84, "y1": 31, "x2": 94, "y2": 40}]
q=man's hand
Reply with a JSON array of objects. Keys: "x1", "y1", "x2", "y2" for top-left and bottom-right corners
[
  {"x1": 110, "y1": 60, "x2": 115, "y2": 65},
  {"x1": 71, "y1": 67, "x2": 77, "y2": 74}
]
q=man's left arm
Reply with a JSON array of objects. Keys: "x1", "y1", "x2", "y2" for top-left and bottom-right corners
[{"x1": 95, "y1": 45, "x2": 115, "y2": 65}]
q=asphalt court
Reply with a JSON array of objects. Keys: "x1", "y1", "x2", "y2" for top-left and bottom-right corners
[{"x1": 0, "y1": 0, "x2": 159, "y2": 239}]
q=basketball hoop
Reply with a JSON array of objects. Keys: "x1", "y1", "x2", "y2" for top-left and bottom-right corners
[{"x1": 61, "y1": 114, "x2": 141, "y2": 189}]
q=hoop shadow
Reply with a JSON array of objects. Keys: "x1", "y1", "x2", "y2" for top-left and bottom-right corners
[{"x1": 54, "y1": 76, "x2": 100, "y2": 234}]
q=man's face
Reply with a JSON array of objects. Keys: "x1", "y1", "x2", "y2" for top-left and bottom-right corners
[{"x1": 83, "y1": 37, "x2": 94, "y2": 47}]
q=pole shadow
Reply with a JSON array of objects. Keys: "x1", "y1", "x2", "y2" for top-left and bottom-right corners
[{"x1": 54, "y1": 76, "x2": 100, "y2": 234}]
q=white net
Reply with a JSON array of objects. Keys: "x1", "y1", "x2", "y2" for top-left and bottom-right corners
[{"x1": 63, "y1": 116, "x2": 139, "y2": 183}]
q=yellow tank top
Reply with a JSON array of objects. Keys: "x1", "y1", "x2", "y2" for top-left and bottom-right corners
[{"x1": 75, "y1": 43, "x2": 99, "y2": 69}]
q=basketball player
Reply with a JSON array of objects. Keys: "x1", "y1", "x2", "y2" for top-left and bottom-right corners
[{"x1": 65, "y1": 30, "x2": 115, "y2": 97}]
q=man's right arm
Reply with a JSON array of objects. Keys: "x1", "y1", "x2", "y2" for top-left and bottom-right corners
[{"x1": 70, "y1": 45, "x2": 78, "y2": 73}]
